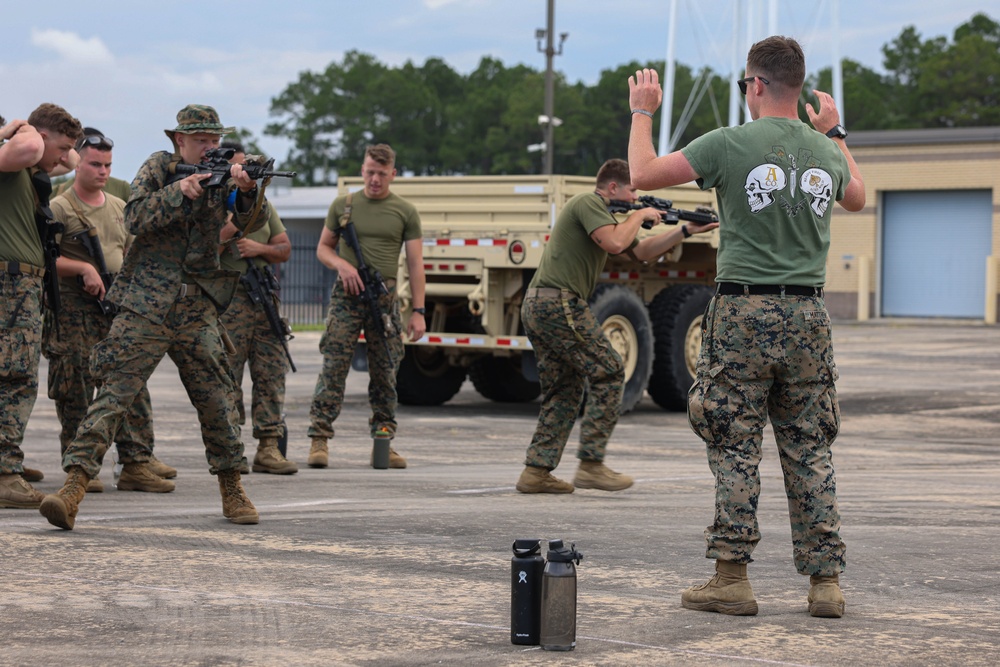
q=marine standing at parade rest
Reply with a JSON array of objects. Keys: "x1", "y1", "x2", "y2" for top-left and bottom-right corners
[
  {"x1": 40, "y1": 104, "x2": 270, "y2": 530},
  {"x1": 218, "y1": 140, "x2": 298, "y2": 475},
  {"x1": 307, "y1": 143, "x2": 426, "y2": 470},
  {"x1": 628, "y1": 35, "x2": 865, "y2": 618},
  {"x1": 0, "y1": 105, "x2": 81, "y2": 510},
  {"x1": 45, "y1": 130, "x2": 175, "y2": 495},
  {"x1": 515, "y1": 158, "x2": 717, "y2": 494}
]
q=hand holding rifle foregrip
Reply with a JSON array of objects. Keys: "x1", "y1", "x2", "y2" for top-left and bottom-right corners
[{"x1": 608, "y1": 195, "x2": 719, "y2": 230}]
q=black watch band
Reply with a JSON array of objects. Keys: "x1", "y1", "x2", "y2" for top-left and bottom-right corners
[
  {"x1": 826, "y1": 124, "x2": 848, "y2": 139},
  {"x1": 412, "y1": 307, "x2": 426, "y2": 315},
  {"x1": 681, "y1": 225, "x2": 692, "y2": 238}
]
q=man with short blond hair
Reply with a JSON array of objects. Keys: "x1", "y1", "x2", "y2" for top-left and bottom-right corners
[{"x1": 0, "y1": 104, "x2": 82, "y2": 509}]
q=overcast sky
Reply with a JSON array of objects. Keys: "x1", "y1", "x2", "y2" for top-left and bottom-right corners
[{"x1": 3, "y1": 0, "x2": 992, "y2": 179}]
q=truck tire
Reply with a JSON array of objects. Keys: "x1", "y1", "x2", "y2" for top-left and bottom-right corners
[
  {"x1": 647, "y1": 284, "x2": 714, "y2": 411},
  {"x1": 589, "y1": 284, "x2": 654, "y2": 414},
  {"x1": 396, "y1": 346, "x2": 467, "y2": 406},
  {"x1": 469, "y1": 355, "x2": 541, "y2": 403}
]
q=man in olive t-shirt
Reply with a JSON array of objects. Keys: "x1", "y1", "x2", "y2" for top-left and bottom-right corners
[
  {"x1": 307, "y1": 143, "x2": 426, "y2": 470},
  {"x1": 516, "y1": 158, "x2": 717, "y2": 495}
]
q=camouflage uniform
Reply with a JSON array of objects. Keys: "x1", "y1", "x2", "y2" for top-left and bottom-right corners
[
  {"x1": 521, "y1": 292, "x2": 624, "y2": 468},
  {"x1": 688, "y1": 294, "x2": 843, "y2": 574},
  {"x1": 219, "y1": 223, "x2": 289, "y2": 440},
  {"x1": 309, "y1": 283, "x2": 404, "y2": 438},
  {"x1": 0, "y1": 166, "x2": 47, "y2": 477},
  {"x1": 61, "y1": 133, "x2": 268, "y2": 479}
]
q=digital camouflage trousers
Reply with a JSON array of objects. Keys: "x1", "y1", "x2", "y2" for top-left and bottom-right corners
[
  {"x1": 688, "y1": 293, "x2": 845, "y2": 576},
  {"x1": 43, "y1": 294, "x2": 155, "y2": 462},
  {"x1": 521, "y1": 292, "x2": 624, "y2": 470},
  {"x1": 220, "y1": 285, "x2": 288, "y2": 440},
  {"x1": 308, "y1": 283, "x2": 404, "y2": 440},
  {"x1": 0, "y1": 273, "x2": 42, "y2": 474},
  {"x1": 63, "y1": 295, "x2": 245, "y2": 478}
]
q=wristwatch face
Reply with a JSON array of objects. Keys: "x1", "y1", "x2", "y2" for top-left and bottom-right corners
[{"x1": 827, "y1": 124, "x2": 848, "y2": 139}]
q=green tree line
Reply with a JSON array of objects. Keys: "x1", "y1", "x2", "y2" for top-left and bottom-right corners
[{"x1": 264, "y1": 13, "x2": 999, "y2": 183}]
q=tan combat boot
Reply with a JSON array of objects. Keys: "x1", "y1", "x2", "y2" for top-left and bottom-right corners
[
  {"x1": 39, "y1": 466, "x2": 90, "y2": 530},
  {"x1": 87, "y1": 476, "x2": 105, "y2": 493},
  {"x1": 147, "y1": 455, "x2": 178, "y2": 479},
  {"x1": 21, "y1": 466, "x2": 44, "y2": 483},
  {"x1": 117, "y1": 463, "x2": 176, "y2": 493},
  {"x1": 388, "y1": 448, "x2": 407, "y2": 469},
  {"x1": 253, "y1": 437, "x2": 298, "y2": 475},
  {"x1": 516, "y1": 466, "x2": 575, "y2": 494},
  {"x1": 808, "y1": 574, "x2": 846, "y2": 618},
  {"x1": 681, "y1": 560, "x2": 759, "y2": 616},
  {"x1": 573, "y1": 460, "x2": 634, "y2": 491},
  {"x1": 218, "y1": 469, "x2": 259, "y2": 525},
  {"x1": 0, "y1": 473, "x2": 46, "y2": 509},
  {"x1": 307, "y1": 437, "x2": 329, "y2": 468}
]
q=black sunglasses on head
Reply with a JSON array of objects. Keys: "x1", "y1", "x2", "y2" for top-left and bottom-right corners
[
  {"x1": 76, "y1": 134, "x2": 114, "y2": 150},
  {"x1": 737, "y1": 75, "x2": 770, "y2": 95}
]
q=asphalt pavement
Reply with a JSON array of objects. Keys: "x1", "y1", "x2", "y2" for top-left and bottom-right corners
[{"x1": 2, "y1": 321, "x2": 999, "y2": 666}]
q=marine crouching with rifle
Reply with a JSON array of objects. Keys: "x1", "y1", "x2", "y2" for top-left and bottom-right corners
[{"x1": 307, "y1": 143, "x2": 426, "y2": 471}]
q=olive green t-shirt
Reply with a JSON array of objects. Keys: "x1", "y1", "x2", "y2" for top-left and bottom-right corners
[
  {"x1": 324, "y1": 191, "x2": 421, "y2": 280},
  {"x1": 529, "y1": 191, "x2": 633, "y2": 299},
  {"x1": 51, "y1": 189, "x2": 129, "y2": 297},
  {"x1": 0, "y1": 168, "x2": 45, "y2": 268},
  {"x1": 54, "y1": 175, "x2": 133, "y2": 203},
  {"x1": 219, "y1": 202, "x2": 287, "y2": 274},
  {"x1": 682, "y1": 116, "x2": 850, "y2": 285}
]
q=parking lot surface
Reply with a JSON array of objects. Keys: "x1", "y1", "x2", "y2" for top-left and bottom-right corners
[{"x1": 3, "y1": 321, "x2": 999, "y2": 666}]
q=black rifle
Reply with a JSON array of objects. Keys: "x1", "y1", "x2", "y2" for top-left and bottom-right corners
[
  {"x1": 68, "y1": 227, "x2": 118, "y2": 317},
  {"x1": 232, "y1": 232, "x2": 296, "y2": 372},
  {"x1": 167, "y1": 148, "x2": 296, "y2": 188},
  {"x1": 30, "y1": 170, "x2": 64, "y2": 338},
  {"x1": 339, "y1": 220, "x2": 396, "y2": 361},
  {"x1": 608, "y1": 195, "x2": 719, "y2": 230}
]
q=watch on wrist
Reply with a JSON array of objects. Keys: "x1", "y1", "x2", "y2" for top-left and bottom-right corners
[
  {"x1": 826, "y1": 124, "x2": 848, "y2": 139},
  {"x1": 412, "y1": 307, "x2": 426, "y2": 315}
]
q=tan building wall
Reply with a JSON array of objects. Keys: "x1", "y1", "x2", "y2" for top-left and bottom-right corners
[{"x1": 825, "y1": 127, "x2": 1000, "y2": 322}]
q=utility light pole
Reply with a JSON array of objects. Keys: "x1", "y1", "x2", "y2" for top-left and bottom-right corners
[{"x1": 535, "y1": 0, "x2": 567, "y2": 174}]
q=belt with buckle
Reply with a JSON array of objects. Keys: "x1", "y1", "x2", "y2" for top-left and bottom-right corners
[
  {"x1": 524, "y1": 287, "x2": 564, "y2": 298},
  {"x1": 716, "y1": 282, "x2": 823, "y2": 297},
  {"x1": 1, "y1": 262, "x2": 46, "y2": 278}
]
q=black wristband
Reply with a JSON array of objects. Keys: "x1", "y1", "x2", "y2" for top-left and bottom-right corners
[
  {"x1": 412, "y1": 307, "x2": 426, "y2": 315},
  {"x1": 681, "y1": 224, "x2": 692, "y2": 238}
]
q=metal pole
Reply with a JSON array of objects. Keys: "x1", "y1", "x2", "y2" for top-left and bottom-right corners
[
  {"x1": 543, "y1": 0, "x2": 555, "y2": 174},
  {"x1": 658, "y1": 0, "x2": 679, "y2": 155},
  {"x1": 832, "y1": 0, "x2": 845, "y2": 125}
]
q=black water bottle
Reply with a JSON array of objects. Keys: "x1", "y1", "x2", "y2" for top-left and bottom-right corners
[
  {"x1": 511, "y1": 538, "x2": 545, "y2": 645},
  {"x1": 540, "y1": 540, "x2": 583, "y2": 651}
]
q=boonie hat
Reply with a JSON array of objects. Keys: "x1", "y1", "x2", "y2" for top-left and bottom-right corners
[{"x1": 164, "y1": 104, "x2": 234, "y2": 142}]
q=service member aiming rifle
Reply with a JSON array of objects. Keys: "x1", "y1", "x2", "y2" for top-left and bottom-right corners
[
  {"x1": 608, "y1": 195, "x2": 719, "y2": 229},
  {"x1": 168, "y1": 147, "x2": 296, "y2": 188}
]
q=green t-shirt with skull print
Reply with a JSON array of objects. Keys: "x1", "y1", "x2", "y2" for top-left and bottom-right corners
[{"x1": 682, "y1": 116, "x2": 850, "y2": 286}]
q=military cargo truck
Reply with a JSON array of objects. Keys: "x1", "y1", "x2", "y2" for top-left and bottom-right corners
[{"x1": 340, "y1": 175, "x2": 719, "y2": 413}]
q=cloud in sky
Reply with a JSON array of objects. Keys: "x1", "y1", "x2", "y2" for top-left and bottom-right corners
[{"x1": 30, "y1": 28, "x2": 114, "y2": 64}]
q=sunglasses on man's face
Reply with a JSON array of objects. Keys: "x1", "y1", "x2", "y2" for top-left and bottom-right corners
[
  {"x1": 737, "y1": 76, "x2": 770, "y2": 95},
  {"x1": 76, "y1": 135, "x2": 114, "y2": 150}
]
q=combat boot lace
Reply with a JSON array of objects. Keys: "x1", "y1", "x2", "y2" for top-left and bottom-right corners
[
  {"x1": 147, "y1": 455, "x2": 178, "y2": 479},
  {"x1": 808, "y1": 574, "x2": 846, "y2": 618},
  {"x1": 117, "y1": 463, "x2": 176, "y2": 493},
  {"x1": 39, "y1": 466, "x2": 90, "y2": 530},
  {"x1": 307, "y1": 437, "x2": 329, "y2": 468},
  {"x1": 0, "y1": 473, "x2": 46, "y2": 509},
  {"x1": 516, "y1": 466, "x2": 574, "y2": 494},
  {"x1": 573, "y1": 460, "x2": 634, "y2": 491},
  {"x1": 253, "y1": 437, "x2": 298, "y2": 474},
  {"x1": 218, "y1": 469, "x2": 259, "y2": 525},
  {"x1": 681, "y1": 560, "x2": 758, "y2": 616}
]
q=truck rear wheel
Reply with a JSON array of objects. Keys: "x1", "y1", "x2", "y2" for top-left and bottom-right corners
[
  {"x1": 589, "y1": 284, "x2": 654, "y2": 414},
  {"x1": 469, "y1": 355, "x2": 541, "y2": 403},
  {"x1": 396, "y1": 346, "x2": 467, "y2": 406},
  {"x1": 647, "y1": 284, "x2": 714, "y2": 411}
]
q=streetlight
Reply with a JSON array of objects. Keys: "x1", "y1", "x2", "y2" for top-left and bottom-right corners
[{"x1": 536, "y1": 0, "x2": 567, "y2": 174}]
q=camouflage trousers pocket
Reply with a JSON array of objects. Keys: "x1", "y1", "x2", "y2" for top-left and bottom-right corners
[
  {"x1": 47, "y1": 353, "x2": 85, "y2": 402},
  {"x1": 687, "y1": 375, "x2": 717, "y2": 443}
]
